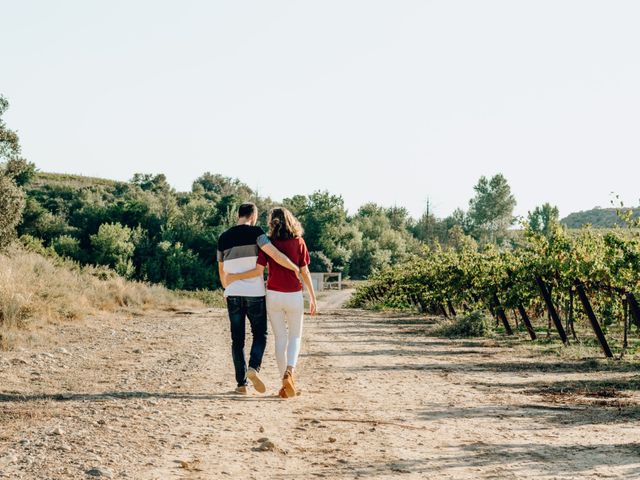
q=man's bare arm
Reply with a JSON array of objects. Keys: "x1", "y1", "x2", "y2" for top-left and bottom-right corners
[
  {"x1": 260, "y1": 243, "x2": 300, "y2": 273},
  {"x1": 227, "y1": 265, "x2": 265, "y2": 284}
]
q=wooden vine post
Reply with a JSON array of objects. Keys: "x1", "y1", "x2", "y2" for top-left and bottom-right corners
[
  {"x1": 535, "y1": 276, "x2": 568, "y2": 344},
  {"x1": 626, "y1": 293, "x2": 640, "y2": 330},
  {"x1": 574, "y1": 281, "x2": 613, "y2": 358},
  {"x1": 492, "y1": 293, "x2": 513, "y2": 335},
  {"x1": 517, "y1": 304, "x2": 537, "y2": 340},
  {"x1": 447, "y1": 300, "x2": 457, "y2": 317},
  {"x1": 623, "y1": 296, "x2": 629, "y2": 351}
]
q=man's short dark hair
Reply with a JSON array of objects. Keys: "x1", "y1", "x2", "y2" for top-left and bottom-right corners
[{"x1": 238, "y1": 202, "x2": 257, "y2": 218}]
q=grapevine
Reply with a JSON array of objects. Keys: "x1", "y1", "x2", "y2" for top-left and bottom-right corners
[{"x1": 350, "y1": 225, "x2": 640, "y2": 356}]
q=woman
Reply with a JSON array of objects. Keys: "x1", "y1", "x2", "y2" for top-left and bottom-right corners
[{"x1": 225, "y1": 207, "x2": 317, "y2": 398}]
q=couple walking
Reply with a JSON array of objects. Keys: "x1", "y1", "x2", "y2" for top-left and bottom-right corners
[{"x1": 216, "y1": 203, "x2": 317, "y2": 398}]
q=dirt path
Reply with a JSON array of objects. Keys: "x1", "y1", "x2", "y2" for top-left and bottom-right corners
[{"x1": 1, "y1": 292, "x2": 640, "y2": 479}]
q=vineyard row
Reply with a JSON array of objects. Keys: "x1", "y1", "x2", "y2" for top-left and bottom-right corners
[{"x1": 350, "y1": 227, "x2": 640, "y2": 358}]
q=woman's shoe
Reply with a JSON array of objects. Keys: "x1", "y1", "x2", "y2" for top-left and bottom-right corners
[{"x1": 282, "y1": 371, "x2": 296, "y2": 398}]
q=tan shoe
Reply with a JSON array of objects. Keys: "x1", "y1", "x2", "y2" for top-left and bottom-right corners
[
  {"x1": 282, "y1": 371, "x2": 296, "y2": 398},
  {"x1": 235, "y1": 385, "x2": 248, "y2": 394},
  {"x1": 247, "y1": 368, "x2": 266, "y2": 394}
]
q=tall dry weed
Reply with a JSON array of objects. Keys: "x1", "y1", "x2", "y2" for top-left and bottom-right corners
[{"x1": 0, "y1": 246, "x2": 200, "y2": 346}]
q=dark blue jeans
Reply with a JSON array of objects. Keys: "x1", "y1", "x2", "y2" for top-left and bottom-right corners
[{"x1": 226, "y1": 296, "x2": 268, "y2": 387}]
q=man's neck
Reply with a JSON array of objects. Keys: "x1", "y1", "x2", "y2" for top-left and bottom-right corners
[{"x1": 236, "y1": 218, "x2": 252, "y2": 226}]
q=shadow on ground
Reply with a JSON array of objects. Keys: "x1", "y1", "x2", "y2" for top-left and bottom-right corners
[
  {"x1": 0, "y1": 390, "x2": 282, "y2": 403},
  {"x1": 274, "y1": 442, "x2": 640, "y2": 479}
]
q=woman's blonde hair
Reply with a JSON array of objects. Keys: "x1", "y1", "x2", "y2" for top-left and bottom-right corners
[{"x1": 268, "y1": 207, "x2": 304, "y2": 240}]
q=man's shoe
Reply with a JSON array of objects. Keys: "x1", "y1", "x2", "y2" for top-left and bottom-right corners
[
  {"x1": 282, "y1": 371, "x2": 296, "y2": 398},
  {"x1": 247, "y1": 368, "x2": 266, "y2": 394},
  {"x1": 235, "y1": 385, "x2": 248, "y2": 394}
]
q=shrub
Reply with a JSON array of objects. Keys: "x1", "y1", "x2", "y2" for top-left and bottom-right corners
[
  {"x1": 433, "y1": 311, "x2": 493, "y2": 338},
  {"x1": 19, "y1": 234, "x2": 49, "y2": 256},
  {"x1": 52, "y1": 235, "x2": 83, "y2": 261},
  {"x1": 90, "y1": 222, "x2": 136, "y2": 277},
  {"x1": 309, "y1": 251, "x2": 333, "y2": 272}
]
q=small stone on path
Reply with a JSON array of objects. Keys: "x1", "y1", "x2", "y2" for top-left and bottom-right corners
[{"x1": 86, "y1": 467, "x2": 114, "y2": 478}]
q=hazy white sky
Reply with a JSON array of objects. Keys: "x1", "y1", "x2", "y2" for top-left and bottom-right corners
[{"x1": 2, "y1": 1, "x2": 639, "y2": 218}]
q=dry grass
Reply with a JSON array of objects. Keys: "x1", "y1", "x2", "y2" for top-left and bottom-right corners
[{"x1": 0, "y1": 245, "x2": 202, "y2": 348}]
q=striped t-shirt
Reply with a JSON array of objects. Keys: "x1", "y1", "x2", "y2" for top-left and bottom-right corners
[{"x1": 216, "y1": 224, "x2": 270, "y2": 297}]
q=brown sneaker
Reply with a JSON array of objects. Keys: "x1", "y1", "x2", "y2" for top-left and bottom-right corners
[
  {"x1": 247, "y1": 368, "x2": 266, "y2": 394},
  {"x1": 235, "y1": 385, "x2": 248, "y2": 394},
  {"x1": 278, "y1": 387, "x2": 289, "y2": 398},
  {"x1": 282, "y1": 371, "x2": 296, "y2": 398}
]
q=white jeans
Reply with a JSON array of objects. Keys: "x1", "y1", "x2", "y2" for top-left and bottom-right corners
[{"x1": 266, "y1": 290, "x2": 304, "y2": 376}]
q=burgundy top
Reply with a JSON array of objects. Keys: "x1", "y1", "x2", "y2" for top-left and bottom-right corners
[{"x1": 257, "y1": 237, "x2": 310, "y2": 292}]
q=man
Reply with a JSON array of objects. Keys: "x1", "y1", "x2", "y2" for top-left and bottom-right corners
[{"x1": 217, "y1": 202, "x2": 300, "y2": 394}]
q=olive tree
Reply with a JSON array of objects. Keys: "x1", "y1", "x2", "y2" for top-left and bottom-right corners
[{"x1": 0, "y1": 96, "x2": 31, "y2": 248}]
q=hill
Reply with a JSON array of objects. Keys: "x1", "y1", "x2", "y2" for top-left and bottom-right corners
[
  {"x1": 561, "y1": 207, "x2": 640, "y2": 228},
  {"x1": 32, "y1": 171, "x2": 123, "y2": 188}
]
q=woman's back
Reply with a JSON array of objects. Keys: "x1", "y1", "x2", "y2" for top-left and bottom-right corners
[{"x1": 257, "y1": 237, "x2": 310, "y2": 292}]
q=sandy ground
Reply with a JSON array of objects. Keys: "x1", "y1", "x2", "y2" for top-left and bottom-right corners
[{"x1": 1, "y1": 290, "x2": 640, "y2": 479}]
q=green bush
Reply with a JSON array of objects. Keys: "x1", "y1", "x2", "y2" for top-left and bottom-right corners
[
  {"x1": 90, "y1": 222, "x2": 136, "y2": 277},
  {"x1": 434, "y1": 311, "x2": 493, "y2": 338},
  {"x1": 19, "y1": 234, "x2": 49, "y2": 256},
  {"x1": 52, "y1": 235, "x2": 83, "y2": 261},
  {"x1": 309, "y1": 251, "x2": 333, "y2": 272}
]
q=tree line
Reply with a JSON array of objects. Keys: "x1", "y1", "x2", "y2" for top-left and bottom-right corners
[{"x1": 1, "y1": 95, "x2": 559, "y2": 290}]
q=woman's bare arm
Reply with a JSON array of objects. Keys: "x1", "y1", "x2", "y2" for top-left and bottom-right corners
[{"x1": 300, "y1": 266, "x2": 317, "y2": 315}]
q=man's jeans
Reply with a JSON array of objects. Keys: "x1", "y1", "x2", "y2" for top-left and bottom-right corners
[{"x1": 226, "y1": 296, "x2": 268, "y2": 387}]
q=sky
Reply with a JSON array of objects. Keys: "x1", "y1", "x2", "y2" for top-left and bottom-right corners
[{"x1": 2, "y1": 1, "x2": 639, "y2": 219}]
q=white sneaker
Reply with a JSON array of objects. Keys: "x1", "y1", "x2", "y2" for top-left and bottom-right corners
[{"x1": 247, "y1": 368, "x2": 266, "y2": 393}]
